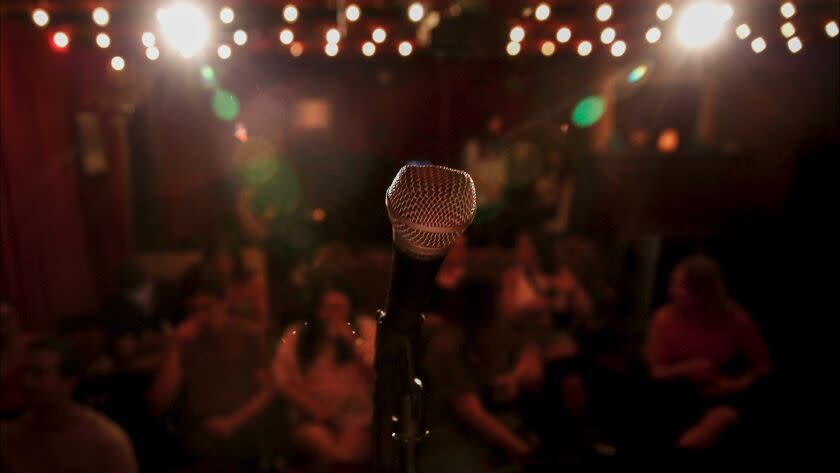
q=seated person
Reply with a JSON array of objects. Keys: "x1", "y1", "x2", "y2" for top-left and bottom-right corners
[
  {"x1": 644, "y1": 255, "x2": 770, "y2": 449},
  {"x1": 0, "y1": 337, "x2": 137, "y2": 473},
  {"x1": 149, "y1": 272, "x2": 273, "y2": 473},
  {"x1": 272, "y1": 286, "x2": 376, "y2": 466}
]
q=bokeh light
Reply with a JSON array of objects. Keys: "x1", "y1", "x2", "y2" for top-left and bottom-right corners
[
  {"x1": 735, "y1": 23, "x2": 751, "y2": 39},
  {"x1": 577, "y1": 40, "x2": 593, "y2": 56},
  {"x1": 283, "y1": 5, "x2": 299, "y2": 23},
  {"x1": 780, "y1": 22, "x2": 795, "y2": 38},
  {"x1": 362, "y1": 41, "x2": 376, "y2": 56},
  {"x1": 827, "y1": 21, "x2": 839, "y2": 38},
  {"x1": 601, "y1": 27, "x2": 616, "y2": 44},
  {"x1": 159, "y1": 3, "x2": 210, "y2": 58},
  {"x1": 556, "y1": 27, "x2": 572, "y2": 43},
  {"x1": 780, "y1": 2, "x2": 796, "y2": 19},
  {"x1": 372, "y1": 27, "x2": 387, "y2": 43},
  {"x1": 325, "y1": 43, "x2": 339, "y2": 57},
  {"x1": 535, "y1": 3, "x2": 551, "y2": 21},
  {"x1": 408, "y1": 3, "x2": 425, "y2": 23},
  {"x1": 627, "y1": 64, "x2": 648, "y2": 83},
  {"x1": 146, "y1": 46, "x2": 160, "y2": 60},
  {"x1": 610, "y1": 40, "x2": 626, "y2": 56},
  {"x1": 200, "y1": 65, "x2": 215, "y2": 84},
  {"x1": 541, "y1": 41, "x2": 556, "y2": 56},
  {"x1": 279, "y1": 29, "x2": 294, "y2": 45},
  {"x1": 751, "y1": 36, "x2": 766, "y2": 53},
  {"x1": 32, "y1": 9, "x2": 49, "y2": 27},
  {"x1": 326, "y1": 28, "x2": 341, "y2": 44},
  {"x1": 52, "y1": 31, "x2": 70, "y2": 50},
  {"x1": 220, "y1": 6, "x2": 234, "y2": 24},
  {"x1": 234, "y1": 122, "x2": 248, "y2": 143},
  {"x1": 92, "y1": 7, "x2": 110, "y2": 27},
  {"x1": 657, "y1": 128, "x2": 679, "y2": 153},
  {"x1": 290, "y1": 42, "x2": 304, "y2": 57},
  {"x1": 596, "y1": 4, "x2": 613, "y2": 22},
  {"x1": 676, "y1": 2, "x2": 731, "y2": 48},
  {"x1": 657, "y1": 3, "x2": 673, "y2": 21},
  {"x1": 312, "y1": 208, "x2": 326, "y2": 222},
  {"x1": 571, "y1": 96, "x2": 605, "y2": 127},
  {"x1": 96, "y1": 33, "x2": 111, "y2": 48},
  {"x1": 218, "y1": 44, "x2": 232, "y2": 59},
  {"x1": 110, "y1": 56, "x2": 125, "y2": 71},
  {"x1": 346, "y1": 4, "x2": 361, "y2": 22},
  {"x1": 787, "y1": 36, "x2": 802, "y2": 53},
  {"x1": 142, "y1": 31, "x2": 156, "y2": 47},
  {"x1": 398, "y1": 41, "x2": 413, "y2": 57},
  {"x1": 233, "y1": 29, "x2": 248, "y2": 46},
  {"x1": 506, "y1": 41, "x2": 521, "y2": 56},
  {"x1": 646, "y1": 27, "x2": 662, "y2": 43},
  {"x1": 510, "y1": 26, "x2": 525, "y2": 42},
  {"x1": 212, "y1": 89, "x2": 240, "y2": 121}
]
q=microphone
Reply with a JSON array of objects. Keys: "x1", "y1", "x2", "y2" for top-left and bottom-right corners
[{"x1": 373, "y1": 164, "x2": 476, "y2": 473}]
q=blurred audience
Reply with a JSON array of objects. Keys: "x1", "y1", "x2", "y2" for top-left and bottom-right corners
[
  {"x1": 644, "y1": 255, "x2": 770, "y2": 450},
  {"x1": 0, "y1": 302, "x2": 33, "y2": 418},
  {"x1": 0, "y1": 337, "x2": 137, "y2": 473},
  {"x1": 272, "y1": 286, "x2": 376, "y2": 467},
  {"x1": 149, "y1": 272, "x2": 273, "y2": 473}
]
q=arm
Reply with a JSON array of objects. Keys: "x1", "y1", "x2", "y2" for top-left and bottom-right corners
[
  {"x1": 147, "y1": 343, "x2": 182, "y2": 417},
  {"x1": 452, "y1": 393, "x2": 531, "y2": 457}
]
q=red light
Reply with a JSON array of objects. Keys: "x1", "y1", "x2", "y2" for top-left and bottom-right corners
[{"x1": 51, "y1": 31, "x2": 70, "y2": 52}]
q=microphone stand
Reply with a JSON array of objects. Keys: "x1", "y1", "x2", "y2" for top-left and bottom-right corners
[{"x1": 372, "y1": 250, "x2": 443, "y2": 473}]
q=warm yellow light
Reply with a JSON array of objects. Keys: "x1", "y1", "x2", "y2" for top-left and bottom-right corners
[
  {"x1": 290, "y1": 42, "x2": 304, "y2": 57},
  {"x1": 96, "y1": 32, "x2": 111, "y2": 48},
  {"x1": 827, "y1": 21, "x2": 839, "y2": 38},
  {"x1": 751, "y1": 36, "x2": 766, "y2": 53},
  {"x1": 325, "y1": 42, "x2": 339, "y2": 57},
  {"x1": 283, "y1": 5, "x2": 299, "y2": 22},
  {"x1": 556, "y1": 27, "x2": 572, "y2": 43},
  {"x1": 780, "y1": 22, "x2": 795, "y2": 38},
  {"x1": 541, "y1": 41, "x2": 556, "y2": 56},
  {"x1": 506, "y1": 41, "x2": 521, "y2": 56},
  {"x1": 510, "y1": 26, "x2": 525, "y2": 42},
  {"x1": 535, "y1": 3, "x2": 551, "y2": 21},
  {"x1": 735, "y1": 23, "x2": 751, "y2": 39},
  {"x1": 220, "y1": 7, "x2": 235, "y2": 24},
  {"x1": 657, "y1": 3, "x2": 673, "y2": 21},
  {"x1": 787, "y1": 36, "x2": 802, "y2": 53},
  {"x1": 326, "y1": 28, "x2": 341, "y2": 44},
  {"x1": 159, "y1": 3, "x2": 211, "y2": 58},
  {"x1": 611, "y1": 40, "x2": 627, "y2": 56},
  {"x1": 142, "y1": 31, "x2": 156, "y2": 47},
  {"x1": 362, "y1": 41, "x2": 376, "y2": 57},
  {"x1": 646, "y1": 27, "x2": 662, "y2": 43},
  {"x1": 601, "y1": 27, "x2": 616, "y2": 44},
  {"x1": 279, "y1": 29, "x2": 294, "y2": 45},
  {"x1": 676, "y1": 2, "x2": 731, "y2": 48},
  {"x1": 92, "y1": 7, "x2": 110, "y2": 27},
  {"x1": 233, "y1": 29, "x2": 247, "y2": 46},
  {"x1": 32, "y1": 9, "x2": 50, "y2": 27},
  {"x1": 408, "y1": 3, "x2": 425, "y2": 22},
  {"x1": 217, "y1": 44, "x2": 231, "y2": 59},
  {"x1": 146, "y1": 46, "x2": 160, "y2": 60},
  {"x1": 780, "y1": 2, "x2": 796, "y2": 19},
  {"x1": 596, "y1": 4, "x2": 613, "y2": 22},
  {"x1": 372, "y1": 27, "x2": 387, "y2": 44},
  {"x1": 577, "y1": 40, "x2": 593, "y2": 56},
  {"x1": 111, "y1": 56, "x2": 125, "y2": 71},
  {"x1": 657, "y1": 128, "x2": 679, "y2": 153},
  {"x1": 398, "y1": 41, "x2": 413, "y2": 56},
  {"x1": 346, "y1": 4, "x2": 361, "y2": 22}
]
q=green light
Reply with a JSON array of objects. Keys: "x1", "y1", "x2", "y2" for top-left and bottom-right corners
[
  {"x1": 212, "y1": 88, "x2": 240, "y2": 121},
  {"x1": 200, "y1": 65, "x2": 214, "y2": 81},
  {"x1": 627, "y1": 65, "x2": 648, "y2": 84},
  {"x1": 571, "y1": 96, "x2": 605, "y2": 128}
]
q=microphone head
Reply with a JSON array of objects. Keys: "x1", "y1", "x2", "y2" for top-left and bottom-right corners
[{"x1": 386, "y1": 164, "x2": 477, "y2": 260}]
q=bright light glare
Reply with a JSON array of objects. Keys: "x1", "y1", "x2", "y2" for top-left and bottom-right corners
[
  {"x1": 751, "y1": 37, "x2": 766, "y2": 53},
  {"x1": 676, "y1": 2, "x2": 732, "y2": 48},
  {"x1": 325, "y1": 43, "x2": 339, "y2": 57},
  {"x1": 780, "y1": 3, "x2": 796, "y2": 19},
  {"x1": 220, "y1": 7, "x2": 234, "y2": 24},
  {"x1": 233, "y1": 29, "x2": 247, "y2": 46},
  {"x1": 158, "y1": 3, "x2": 210, "y2": 58},
  {"x1": 326, "y1": 28, "x2": 341, "y2": 44},
  {"x1": 535, "y1": 3, "x2": 551, "y2": 21},
  {"x1": 92, "y1": 7, "x2": 110, "y2": 26},
  {"x1": 362, "y1": 41, "x2": 375, "y2": 56},
  {"x1": 506, "y1": 41, "x2": 521, "y2": 56},
  {"x1": 96, "y1": 33, "x2": 111, "y2": 48},
  {"x1": 32, "y1": 8, "x2": 50, "y2": 27},
  {"x1": 142, "y1": 31, "x2": 156, "y2": 47},
  {"x1": 827, "y1": 21, "x2": 839, "y2": 38},
  {"x1": 577, "y1": 40, "x2": 593, "y2": 56},
  {"x1": 735, "y1": 23, "x2": 751, "y2": 39},
  {"x1": 610, "y1": 40, "x2": 626, "y2": 56},
  {"x1": 657, "y1": 3, "x2": 673, "y2": 21},
  {"x1": 780, "y1": 22, "x2": 795, "y2": 38},
  {"x1": 111, "y1": 56, "x2": 125, "y2": 71},
  {"x1": 346, "y1": 4, "x2": 361, "y2": 22},
  {"x1": 510, "y1": 26, "x2": 525, "y2": 42},
  {"x1": 372, "y1": 28, "x2": 387, "y2": 43},
  {"x1": 398, "y1": 41, "x2": 413, "y2": 56},
  {"x1": 279, "y1": 29, "x2": 294, "y2": 45},
  {"x1": 218, "y1": 44, "x2": 231, "y2": 59},
  {"x1": 556, "y1": 27, "x2": 572, "y2": 43},
  {"x1": 408, "y1": 3, "x2": 425, "y2": 23},
  {"x1": 596, "y1": 4, "x2": 613, "y2": 22},
  {"x1": 146, "y1": 46, "x2": 160, "y2": 60},
  {"x1": 53, "y1": 32, "x2": 70, "y2": 49},
  {"x1": 787, "y1": 36, "x2": 802, "y2": 53},
  {"x1": 646, "y1": 27, "x2": 662, "y2": 43},
  {"x1": 601, "y1": 27, "x2": 616, "y2": 44},
  {"x1": 283, "y1": 5, "x2": 299, "y2": 23}
]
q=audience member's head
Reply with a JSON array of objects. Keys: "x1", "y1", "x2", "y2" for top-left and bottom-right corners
[
  {"x1": 1, "y1": 301, "x2": 21, "y2": 349},
  {"x1": 186, "y1": 269, "x2": 228, "y2": 329},
  {"x1": 202, "y1": 236, "x2": 249, "y2": 283},
  {"x1": 670, "y1": 255, "x2": 728, "y2": 313},
  {"x1": 23, "y1": 338, "x2": 81, "y2": 409},
  {"x1": 317, "y1": 286, "x2": 353, "y2": 329}
]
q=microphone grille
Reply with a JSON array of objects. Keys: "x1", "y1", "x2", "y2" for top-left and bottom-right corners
[{"x1": 386, "y1": 164, "x2": 477, "y2": 259}]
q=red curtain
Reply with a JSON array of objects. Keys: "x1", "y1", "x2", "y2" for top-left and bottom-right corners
[{"x1": 0, "y1": 21, "x2": 98, "y2": 329}]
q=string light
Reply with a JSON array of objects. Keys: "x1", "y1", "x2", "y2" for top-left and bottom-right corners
[
  {"x1": 279, "y1": 29, "x2": 294, "y2": 45},
  {"x1": 283, "y1": 4, "x2": 299, "y2": 23},
  {"x1": 159, "y1": 3, "x2": 210, "y2": 58},
  {"x1": 233, "y1": 29, "x2": 247, "y2": 46},
  {"x1": 827, "y1": 21, "x2": 839, "y2": 38},
  {"x1": 142, "y1": 32, "x2": 156, "y2": 47},
  {"x1": 32, "y1": 8, "x2": 49, "y2": 27},
  {"x1": 325, "y1": 42, "x2": 339, "y2": 57},
  {"x1": 735, "y1": 23, "x2": 751, "y2": 39},
  {"x1": 346, "y1": 4, "x2": 361, "y2": 22},
  {"x1": 372, "y1": 27, "x2": 387, "y2": 44},
  {"x1": 601, "y1": 27, "x2": 616, "y2": 44},
  {"x1": 751, "y1": 36, "x2": 766, "y2": 53},
  {"x1": 535, "y1": 3, "x2": 551, "y2": 22},
  {"x1": 52, "y1": 31, "x2": 70, "y2": 50},
  {"x1": 362, "y1": 41, "x2": 376, "y2": 56},
  {"x1": 408, "y1": 3, "x2": 425, "y2": 23},
  {"x1": 218, "y1": 44, "x2": 232, "y2": 59},
  {"x1": 780, "y1": 2, "x2": 796, "y2": 19},
  {"x1": 611, "y1": 40, "x2": 626, "y2": 56},
  {"x1": 577, "y1": 40, "x2": 593, "y2": 56},
  {"x1": 556, "y1": 27, "x2": 572, "y2": 43},
  {"x1": 111, "y1": 56, "x2": 125, "y2": 71},
  {"x1": 646, "y1": 27, "x2": 662, "y2": 43},
  {"x1": 676, "y1": 2, "x2": 731, "y2": 48},
  {"x1": 541, "y1": 41, "x2": 556, "y2": 56},
  {"x1": 96, "y1": 32, "x2": 111, "y2": 48},
  {"x1": 780, "y1": 22, "x2": 795, "y2": 38},
  {"x1": 657, "y1": 3, "x2": 673, "y2": 21},
  {"x1": 290, "y1": 42, "x2": 304, "y2": 57},
  {"x1": 506, "y1": 41, "x2": 521, "y2": 56},
  {"x1": 326, "y1": 28, "x2": 341, "y2": 44},
  {"x1": 220, "y1": 6, "x2": 234, "y2": 24},
  {"x1": 596, "y1": 4, "x2": 613, "y2": 22},
  {"x1": 510, "y1": 26, "x2": 525, "y2": 42},
  {"x1": 787, "y1": 36, "x2": 802, "y2": 53},
  {"x1": 398, "y1": 41, "x2": 413, "y2": 56},
  {"x1": 92, "y1": 7, "x2": 110, "y2": 27},
  {"x1": 146, "y1": 46, "x2": 160, "y2": 60}
]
